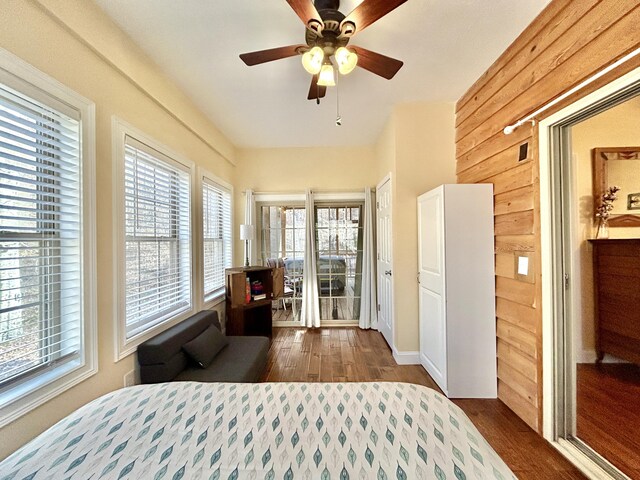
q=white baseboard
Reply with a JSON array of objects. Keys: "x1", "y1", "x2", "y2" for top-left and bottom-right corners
[
  {"x1": 392, "y1": 348, "x2": 420, "y2": 365},
  {"x1": 576, "y1": 350, "x2": 628, "y2": 364}
]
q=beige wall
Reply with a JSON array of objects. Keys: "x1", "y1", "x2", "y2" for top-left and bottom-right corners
[
  {"x1": 375, "y1": 102, "x2": 457, "y2": 352},
  {"x1": 0, "y1": 0, "x2": 235, "y2": 459},
  {"x1": 376, "y1": 114, "x2": 397, "y2": 182},
  {"x1": 233, "y1": 146, "x2": 378, "y2": 265},
  {"x1": 571, "y1": 97, "x2": 640, "y2": 357},
  {"x1": 0, "y1": 0, "x2": 457, "y2": 461}
]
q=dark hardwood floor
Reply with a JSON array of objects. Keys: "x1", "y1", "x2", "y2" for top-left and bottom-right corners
[
  {"x1": 577, "y1": 363, "x2": 640, "y2": 478},
  {"x1": 262, "y1": 327, "x2": 585, "y2": 479}
]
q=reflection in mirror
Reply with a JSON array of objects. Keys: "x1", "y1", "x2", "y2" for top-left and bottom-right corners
[
  {"x1": 569, "y1": 91, "x2": 640, "y2": 478},
  {"x1": 593, "y1": 147, "x2": 640, "y2": 226}
]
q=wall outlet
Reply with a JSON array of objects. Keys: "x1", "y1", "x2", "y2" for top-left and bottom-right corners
[{"x1": 123, "y1": 370, "x2": 135, "y2": 387}]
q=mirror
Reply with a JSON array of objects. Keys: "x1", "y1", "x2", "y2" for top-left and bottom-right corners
[{"x1": 593, "y1": 147, "x2": 640, "y2": 226}]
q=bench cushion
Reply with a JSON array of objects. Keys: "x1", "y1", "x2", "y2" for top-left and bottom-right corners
[
  {"x1": 137, "y1": 310, "x2": 221, "y2": 384},
  {"x1": 175, "y1": 336, "x2": 269, "y2": 383}
]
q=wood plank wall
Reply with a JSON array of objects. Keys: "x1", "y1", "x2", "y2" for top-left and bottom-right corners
[{"x1": 455, "y1": 0, "x2": 640, "y2": 432}]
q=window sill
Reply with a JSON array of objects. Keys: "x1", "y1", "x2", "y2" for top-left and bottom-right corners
[
  {"x1": 0, "y1": 359, "x2": 97, "y2": 428},
  {"x1": 115, "y1": 306, "x2": 195, "y2": 362},
  {"x1": 203, "y1": 291, "x2": 225, "y2": 309}
]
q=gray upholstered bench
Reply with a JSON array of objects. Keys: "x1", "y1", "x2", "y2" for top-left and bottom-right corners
[{"x1": 137, "y1": 310, "x2": 269, "y2": 384}]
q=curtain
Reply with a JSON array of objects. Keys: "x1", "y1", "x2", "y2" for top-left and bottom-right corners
[
  {"x1": 244, "y1": 189, "x2": 256, "y2": 265},
  {"x1": 359, "y1": 187, "x2": 378, "y2": 329},
  {"x1": 300, "y1": 189, "x2": 321, "y2": 328}
]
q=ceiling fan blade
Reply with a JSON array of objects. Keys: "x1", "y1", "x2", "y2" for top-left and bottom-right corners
[
  {"x1": 307, "y1": 74, "x2": 327, "y2": 100},
  {"x1": 351, "y1": 46, "x2": 403, "y2": 79},
  {"x1": 286, "y1": 0, "x2": 324, "y2": 32},
  {"x1": 340, "y1": 0, "x2": 408, "y2": 36},
  {"x1": 240, "y1": 45, "x2": 306, "y2": 66}
]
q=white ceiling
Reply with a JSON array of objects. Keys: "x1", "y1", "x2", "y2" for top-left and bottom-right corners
[{"x1": 93, "y1": 0, "x2": 549, "y2": 149}]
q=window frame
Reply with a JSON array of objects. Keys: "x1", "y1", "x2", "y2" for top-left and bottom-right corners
[
  {"x1": 112, "y1": 117, "x2": 195, "y2": 361},
  {"x1": 0, "y1": 48, "x2": 97, "y2": 428},
  {"x1": 198, "y1": 170, "x2": 233, "y2": 307}
]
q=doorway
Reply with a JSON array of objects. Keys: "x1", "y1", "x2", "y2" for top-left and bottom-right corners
[{"x1": 540, "y1": 67, "x2": 640, "y2": 479}]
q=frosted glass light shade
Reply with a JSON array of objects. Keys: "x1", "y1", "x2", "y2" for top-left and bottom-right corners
[
  {"x1": 317, "y1": 64, "x2": 336, "y2": 86},
  {"x1": 335, "y1": 47, "x2": 358, "y2": 75},
  {"x1": 301, "y1": 46, "x2": 324, "y2": 74},
  {"x1": 239, "y1": 224, "x2": 255, "y2": 240}
]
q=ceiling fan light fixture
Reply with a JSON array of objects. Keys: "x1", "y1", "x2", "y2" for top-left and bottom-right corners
[
  {"x1": 335, "y1": 47, "x2": 358, "y2": 75},
  {"x1": 301, "y1": 46, "x2": 324, "y2": 74},
  {"x1": 317, "y1": 63, "x2": 336, "y2": 87}
]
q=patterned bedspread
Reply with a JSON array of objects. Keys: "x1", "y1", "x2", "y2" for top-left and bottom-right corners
[{"x1": 0, "y1": 382, "x2": 516, "y2": 479}]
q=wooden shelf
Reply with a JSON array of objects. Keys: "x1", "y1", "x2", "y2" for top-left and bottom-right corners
[
  {"x1": 242, "y1": 298, "x2": 272, "y2": 310},
  {"x1": 225, "y1": 266, "x2": 273, "y2": 338}
]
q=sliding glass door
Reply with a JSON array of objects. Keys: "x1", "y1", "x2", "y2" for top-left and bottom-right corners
[
  {"x1": 315, "y1": 204, "x2": 363, "y2": 322},
  {"x1": 258, "y1": 205, "x2": 305, "y2": 323},
  {"x1": 257, "y1": 201, "x2": 364, "y2": 324}
]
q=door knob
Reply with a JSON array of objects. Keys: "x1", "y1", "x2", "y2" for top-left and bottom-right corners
[{"x1": 385, "y1": 270, "x2": 392, "y2": 276}]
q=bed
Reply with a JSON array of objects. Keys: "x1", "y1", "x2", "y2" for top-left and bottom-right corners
[{"x1": 0, "y1": 382, "x2": 516, "y2": 479}]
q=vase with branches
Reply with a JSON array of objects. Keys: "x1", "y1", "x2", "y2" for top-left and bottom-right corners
[{"x1": 595, "y1": 186, "x2": 620, "y2": 239}]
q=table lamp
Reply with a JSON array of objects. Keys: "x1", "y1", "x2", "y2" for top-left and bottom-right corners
[{"x1": 239, "y1": 224, "x2": 255, "y2": 267}]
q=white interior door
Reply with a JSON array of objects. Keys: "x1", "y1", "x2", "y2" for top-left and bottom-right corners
[
  {"x1": 376, "y1": 176, "x2": 393, "y2": 348},
  {"x1": 417, "y1": 187, "x2": 447, "y2": 391}
]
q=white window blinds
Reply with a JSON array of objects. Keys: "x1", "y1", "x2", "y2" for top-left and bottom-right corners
[
  {"x1": 202, "y1": 178, "x2": 232, "y2": 300},
  {"x1": 0, "y1": 84, "x2": 82, "y2": 386},
  {"x1": 124, "y1": 137, "x2": 191, "y2": 338}
]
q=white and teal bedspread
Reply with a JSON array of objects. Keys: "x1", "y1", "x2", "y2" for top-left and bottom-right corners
[{"x1": 0, "y1": 382, "x2": 516, "y2": 479}]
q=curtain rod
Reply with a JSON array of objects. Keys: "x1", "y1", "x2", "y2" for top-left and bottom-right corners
[
  {"x1": 240, "y1": 188, "x2": 374, "y2": 195},
  {"x1": 503, "y1": 46, "x2": 640, "y2": 135}
]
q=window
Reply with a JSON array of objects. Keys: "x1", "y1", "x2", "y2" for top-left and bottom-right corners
[
  {"x1": 202, "y1": 176, "x2": 232, "y2": 301},
  {"x1": 0, "y1": 51, "x2": 96, "y2": 426},
  {"x1": 120, "y1": 134, "x2": 192, "y2": 344}
]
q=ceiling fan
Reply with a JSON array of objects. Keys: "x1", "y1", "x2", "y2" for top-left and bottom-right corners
[{"x1": 239, "y1": 0, "x2": 408, "y2": 102}]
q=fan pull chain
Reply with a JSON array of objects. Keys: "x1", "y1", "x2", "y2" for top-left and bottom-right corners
[{"x1": 336, "y1": 68, "x2": 342, "y2": 126}]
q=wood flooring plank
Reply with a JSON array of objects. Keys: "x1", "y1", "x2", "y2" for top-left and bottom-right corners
[{"x1": 577, "y1": 364, "x2": 640, "y2": 478}]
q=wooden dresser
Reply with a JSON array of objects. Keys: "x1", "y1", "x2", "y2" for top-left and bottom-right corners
[{"x1": 588, "y1": 239, "x2": 640, "y2": 365}]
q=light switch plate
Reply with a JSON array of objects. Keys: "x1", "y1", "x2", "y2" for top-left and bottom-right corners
[{"x1": 514, "y1": 252, "x2": 534, "y2": 283}]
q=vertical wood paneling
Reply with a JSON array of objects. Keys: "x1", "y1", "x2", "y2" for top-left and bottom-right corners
[{"x1": 455, "y1": 0, "x2": 640, "y2": 433}]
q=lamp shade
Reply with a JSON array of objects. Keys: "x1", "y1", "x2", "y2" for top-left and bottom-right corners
[
  {"x1": 335, "y1": 47, "x2": 358, "y2": 75},
  {"x1": 301, "y1": 46, "x2": 324, "y2": 74},
  {"x1": 317, "y1": 63, "x2": 336, "y2": 87},
  {"x1": 239, "y1": 224, "x2": 255, "y2": 241}
]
